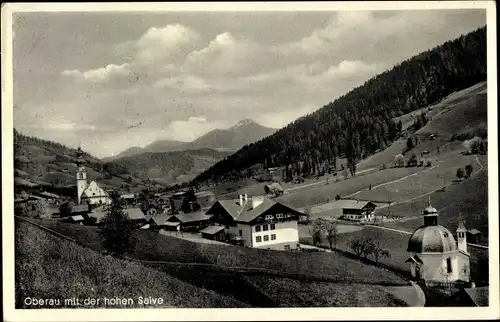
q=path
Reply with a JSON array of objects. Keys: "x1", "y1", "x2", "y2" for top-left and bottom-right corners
[
  {"x1": 348, "y1": 153, "x2": 485, "y2": 210},
  {"x1": 285, "y1": 167, "x2": 377, "y2": 192}
]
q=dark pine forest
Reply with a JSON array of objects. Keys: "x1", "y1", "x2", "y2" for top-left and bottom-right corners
[{"x1": 193, "y1": 26, "x2": 486, "y2": 185}]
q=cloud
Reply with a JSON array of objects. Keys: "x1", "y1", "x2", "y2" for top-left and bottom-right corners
[
  {"x1": 183, "y1": 32, "x2": 272, "y2": 77},
  {"x1": 62, "y1": 63, "x2": 130, "y2": 83},
  {"x1": 48, "y1": 122, "x2": 97, "y2": 131},
  {"x1": 166, "y1": 116, "x2": 225, "y2": 142},
  {"x1": 153, "y1": 74, "x2": 211, "y2": 93}
]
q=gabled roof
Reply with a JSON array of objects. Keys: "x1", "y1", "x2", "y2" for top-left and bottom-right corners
[
  {"x1": 468, "y1": 229, "x2": 481, "y2": 235},
  {"x1": 123, "y1": 208, "x2": 146, "y2": 220},
  {"x1": 405, "y1": 255, "x2": 424, "y2": 264},
  {"x1": 72, "y1": 204, "x2": 90, "y2": 213},
  {"x1": 235, "y1": 197, "x2": 276, "y2": 223},
  {"x1": 169, "y1": 212, "x2": 211, "y2": 223},
  {"x1": 70, "y1": 215, "x2": 85, "y2": 221},
  {"x1": 81, "y1": 181, "x2": 110, "y2": 198},
  {"x1": 37, "y1": 191, "x2": 61, "y2": 199},
  {"x1": 150, "y1": 214, "x2": 173, "y2": 226},
  {"x1": 334, "y1": 199, "x2": 377, "y2": 210},
  {"x1": 464, "y1": 287, "x2": 489, "y2": 307},
  {"x1": 121, "y1": 193, "x2": 136, "y2": 199},
  {"x1": 200, "y1": 225, "x2": 225, "y2": 235},
  {"x1": 209, "y1": 196, "x2": 301, "y2": 224}
]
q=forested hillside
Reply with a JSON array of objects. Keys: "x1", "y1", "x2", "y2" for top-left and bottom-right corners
[
  {"x1": 193, "y1": 26, "x2": 486, "y2": 184},
  {"x1": 13, "y1": 129, "x2": 149, "y2": 192},
  {"x1": 111, "y1": 148, "x2": 231, "y2": 185}
]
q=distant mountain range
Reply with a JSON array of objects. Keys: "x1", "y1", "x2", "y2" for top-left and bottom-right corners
[{"x1": 105, "y1": 119, "x2": 277, "y2": 161}]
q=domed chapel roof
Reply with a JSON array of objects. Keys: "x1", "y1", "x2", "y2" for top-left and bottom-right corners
[{"x1": 407, "y1": 225, "x2": 457, "y2": 253}]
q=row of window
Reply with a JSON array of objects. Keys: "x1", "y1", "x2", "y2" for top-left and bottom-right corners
[
  {"x1": 255, "y1": 234, "x2": 277, "y2": 243},
  {"x1": 255, "y1": 223, "x2": 275, "y2": 232}
]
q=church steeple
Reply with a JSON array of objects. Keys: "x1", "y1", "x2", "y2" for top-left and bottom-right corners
[
  {"x1": 423, "y1": 197, "x2": 438, "y2": 226},
  {"x1": 76, "y1": 146, "x2": 88, "y2": 204},
  {"x1": 457, "y1": 214, "x2": 468, "y2": 253}
]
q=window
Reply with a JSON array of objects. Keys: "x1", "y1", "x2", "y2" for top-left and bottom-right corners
[
  {"x1": 276, "y1": 213, "x2": 283, "y2": 219},
  {"x1": 264, "y1": 235, "x2": 269, "y2": 242},
  {"x1": 271, "y1": 234, "x2": 276, "y2": 240},
  {"x1": 284, "y1": 245, "x2": 290, "y2": 250},
  {"x1": 446, "y1": 258, "x2": 452, "y2": 273},
  {"x1": 255, "y1": 225, "x2": 261, "y2": 232},
  {"x1": 239, "y1": 230, "x2": 242, "y2": 236},
  {"x1": 265, "y1": 215, "x2": 274, "y2": 220},
  {"x1": 256, "y1": 236, "x2": 262, "y2": 243},
  {"x1": 263, "y1": 224, "x2": 269, "y2": 231},
  {"x1": 443, "y1": 232, "x2": 449, "y2": 238},
  {"x1": 270, "y1": 223, "x2": 276, "y2": 230}
]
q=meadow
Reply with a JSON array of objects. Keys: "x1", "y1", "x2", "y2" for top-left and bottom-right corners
[
  {"x1": 15, "y1": 220, "x2": 248, "y2": 308},
  {"x1": 29, "y1": 218, "x2": 408, "y2": 286}
]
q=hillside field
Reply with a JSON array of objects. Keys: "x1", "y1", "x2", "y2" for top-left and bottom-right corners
[{"x1": 15, "y1": 220, "x2": 248, "y2": 308}]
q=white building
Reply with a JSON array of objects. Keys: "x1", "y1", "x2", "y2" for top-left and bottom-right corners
[
  {"x1": 76, "y1": 147, "x2": 112, "y2": 206},
  {"x1": 205, "y1": 194, "x2": 302, "y2": 250},
  {"x1": 406, "y1": 202, "x2": 470, "y2": 286}
]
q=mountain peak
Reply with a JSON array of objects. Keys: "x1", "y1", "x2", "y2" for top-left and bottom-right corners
[{"x1": 233, "y1": 118, "x2": 255, "y2": 128}]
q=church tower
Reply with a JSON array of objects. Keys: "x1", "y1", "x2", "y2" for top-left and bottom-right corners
[
  {"x1": 457, "y1": 220, "x2": 468, "y2": 253},
  {"x1": 76, "y1": 147, "x2": 88, "y2": 204}
]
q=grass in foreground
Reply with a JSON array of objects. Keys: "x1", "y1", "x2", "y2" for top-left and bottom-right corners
[
  {"x1": 243, "y1": 275, "x2": 408, "y2": 307},
  {"x1": 15, "y1": 220, "x2": 249, "y2": 308},
  {"x1": 29, "y1": 219, "x2": 408, "y2": 287}
]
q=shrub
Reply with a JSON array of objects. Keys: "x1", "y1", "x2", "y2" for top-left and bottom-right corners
[{"x1": 393, "y1": 154, "x2": 405, "y2": 168}]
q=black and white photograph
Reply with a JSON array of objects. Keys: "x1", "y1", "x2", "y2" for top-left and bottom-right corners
[{"x1": 2, "y1": 1, "x2": 498, "y2": 321}]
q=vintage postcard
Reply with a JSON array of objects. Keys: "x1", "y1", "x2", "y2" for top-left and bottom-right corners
[{"x1": 2, "y1": 1, "x2": 499, "y2": 321}]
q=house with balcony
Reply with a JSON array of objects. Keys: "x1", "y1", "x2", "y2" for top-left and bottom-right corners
[{"x1": 205, "y1": 194, "x2": 303, "y2": 250}]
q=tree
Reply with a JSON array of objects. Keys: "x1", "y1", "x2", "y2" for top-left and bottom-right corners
[
  {"x1": 393, "y1": 154, "x2": 405, "y2": 167},
  {"x1": 456, "y1": 167, "x2": 465, "y2": 181},
  {"x1": 349, "y1": 237, "x2": 373, "y2": 259},
  {"x1": 59, "y1": 202, "x2": 73, "y2": 217},
  {"x1": 406, "y1": 137, "x2": 414, "y2": 152},
  {"x1": 465, "y1": 164, "x2": 473, "y2": 178},
  {"x1": 407, "y1": 153, "x2": 418, "y2": 167},
  {"x1": 303, "y1": 205, "x2": 312, "y2": 225},
  {"x1": 309, "y1": 219, "x2": 323, "y2": 246},
  {"x1": 323, "y1": 220, "x2": 339, "y2": 250},
  {"x1": 99, "y1": 191, "x2": 137, "y2": 257},
  {"x1": 366, "y1": 239, "x2": 391, "y2": 263}
]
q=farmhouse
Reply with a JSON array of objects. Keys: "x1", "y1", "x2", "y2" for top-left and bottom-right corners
[
  {"x1": 76, "y1": 147, "x2": 112, "y2": 206},
  {"x1": 166, "y1": 212, "x2": 212, "y2": 232},
  {"x1": 205, "y1": 194, "x2": 302, "y2": 250},
  {"x1": 337, "y1": 200, "x2": 377, "y2": 222},
  {"x1": 406, "y1": 202, "x2": 470, "y2": 286}
]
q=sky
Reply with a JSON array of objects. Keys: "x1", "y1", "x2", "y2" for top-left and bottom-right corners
[{"x1": 12, "y1": 9, "x2": 486, "y2": 158}]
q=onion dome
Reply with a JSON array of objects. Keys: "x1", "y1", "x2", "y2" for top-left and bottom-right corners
[
  {"x1": 76, "y1": 147, "x2": 86, "y2": 166},
  {"x1": 407, "y1": 225, "x2": 457, "y2": 253}
]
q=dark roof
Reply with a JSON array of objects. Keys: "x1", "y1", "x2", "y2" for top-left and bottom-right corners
[
  {"x1": 200, "y1": 225, "x2": 225, "y2": 235},
  {"x1": 72, "y1": 204, "x2": 90, "y2": 213},
  {"x1": 407, "y1": 225, "x2": 457, "y2": 253},
  {"x1": 170, "y1": 212, "x2": 211, "y2": 223},
  {"x1": 336, "y1": 200, "x2": 377, "y2": 210},
  {"x1": 209, "y1": 196, "x2": 302, "y2": 224},
  {"x1": 464, "y1": 287, "x2": 489, "y2": 306}
]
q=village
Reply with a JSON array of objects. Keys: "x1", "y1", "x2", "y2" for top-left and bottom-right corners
[{"x1": 9, "y1": 8, "x2": 493, "y2": 312}]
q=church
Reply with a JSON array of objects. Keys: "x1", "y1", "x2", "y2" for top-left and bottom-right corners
[
  {"x1": 406, "y1": 201, "x2": 470, "y2": 286},
  {"x1": 76, "y1": 147, "x2": 112, "y2": 206}
]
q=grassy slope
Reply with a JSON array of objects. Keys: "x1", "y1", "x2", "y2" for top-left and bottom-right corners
[
  {"x1": 30, "y1": 219, "x2": 407, "y2": 286},
  {"x1": 242, "y1": 276, "x2": 407, "y2": 307},
  {"x1": 356, "y1": 81, "x2": 487, "y2": 171},
  {"x1": 15, "y1": 220, "x2": 248, "y2": 308}
]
